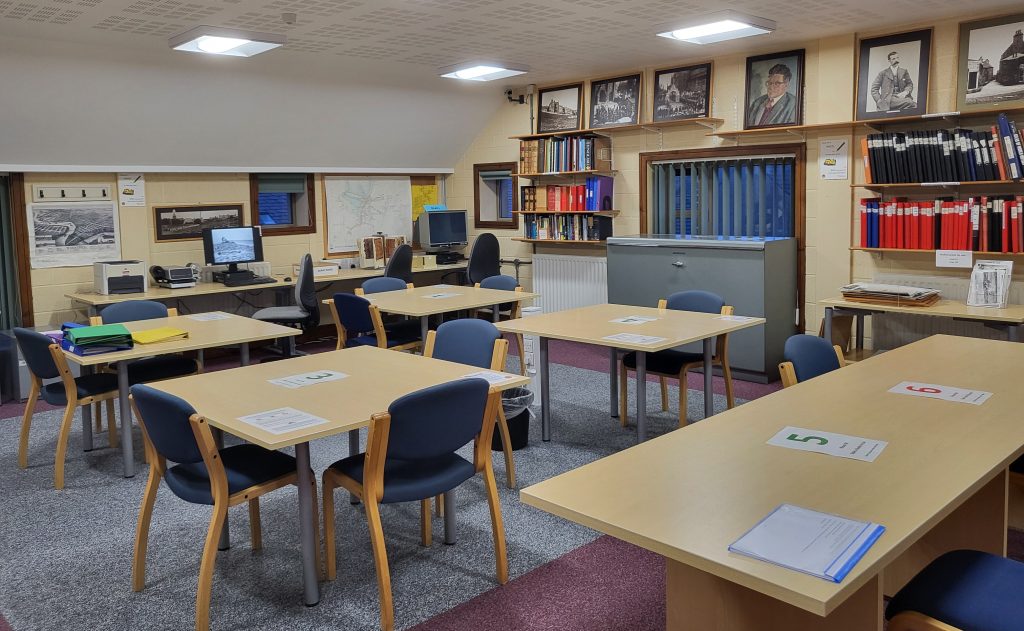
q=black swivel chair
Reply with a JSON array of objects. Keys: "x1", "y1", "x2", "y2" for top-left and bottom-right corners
[
  {"x1": 384, "y1": 243, "x2": 413, "y2": 284},
  {"x1": 252, "y1": 253, "x2": 319, "y2": 356},
  {"x1": 466, "y1": 233, "x2": 501, "y2": 285}
]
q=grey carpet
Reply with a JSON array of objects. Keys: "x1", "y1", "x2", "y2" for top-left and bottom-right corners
[{"x1": 0, "y1": 363, "x2": 743, "y2": 631}]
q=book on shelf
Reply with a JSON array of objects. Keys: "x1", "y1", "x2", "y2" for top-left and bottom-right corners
[
  {"x1": 858, "y1": 195, "x2": 1024, "y2": 252},
  {"x1": 521, "y1": 213, "x2": 611, "y2": 241},
  {"x1": 518, "y1": 135, "x2": 611, "y2": 174},
  {"x1": 520, "y1": 175, "x2": 615, "y2": 212}
]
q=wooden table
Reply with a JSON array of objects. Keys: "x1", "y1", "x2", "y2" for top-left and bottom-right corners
[
  {"x1": 495, "y1": 304, "x2": 764, "y2": 442},
  {"x1": 521, "y1": 335, "x2": 1024, "y2": 630},
  {"x1": 152, "y1": 345, "x2": 528, "y2": 607},
  {"x1": 821, "y1": 297, "x2": 1024, "y2": 349},
  {"x1": 62, "y1": 312, "x2": 299, "y2": 478}
]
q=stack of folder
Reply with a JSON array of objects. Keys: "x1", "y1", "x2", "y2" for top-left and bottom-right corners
[
  {"x1": 131, "y1": 327, "x2": 189, "y2": 345},
  {"x1": 60, "y1": 323, "x2": 134, "y2": 356},
  {"x1": 840, "y1": 283, "x2": 941, "y2": 307}
]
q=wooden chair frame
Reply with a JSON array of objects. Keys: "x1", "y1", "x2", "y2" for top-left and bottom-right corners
[
  {"x1": 354, "y1": 282, "x2": 413, "y2": 297},
  {"x1": 619, "y1": 301, "x2": 736, "y2": 428},
  {"x1": 473, "y1": 283, "x2": 526, "y2": 376},
  {"x1": 886, "y1": 611, "x2": 962, "y2": 631},
  {"x1": 322, "y1": 390, "x2": 507, "y2": 631},
  {"x1": 778, "y1": 344, "x2": 846, "y2": 388},
  {"x1": 18, "y1": 342, "x2": 119, "y2": 489},
  {"x1": 326, "y1": 298, "x2": 422, "y2": 353},
  {"x1": 130, "y1": 396, "x2": 322, "y2": 631}
]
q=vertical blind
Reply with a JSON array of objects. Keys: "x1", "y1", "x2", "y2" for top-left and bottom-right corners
[
  {"x1": 0, "y1": 176, "x2": 22, "y2": 329},
  {"x1": 650, "y1": 155, "x2": 796, "y2": 238}
]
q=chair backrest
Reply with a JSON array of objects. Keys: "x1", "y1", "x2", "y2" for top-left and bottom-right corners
[
  {"x1": 362, "y1": 276, "x2": 408, "y2": 295},
  {"x1": 664, "y1": 290, "x2": 725, "y2": 314},
  {"x1": 384, "y1": 244, "x2": 413, "y2": 283},
  {"x1": 99, "y1": 300, "x2": 168, "y2": 324},
  {"x1": 783, "y1": 334, "x2": 842, "y2": 383},
  {"x1": 295, "y1": 253, "x2": 317, "y2": 314},
  {"x1": 479, "y1": 274, "x2": 518, "y2": 291},
  {"x1": 467, "y1": 233, "x2": 500, "y2": 284},
  {"x1": 385, "y1": 378, "x2": 490, "y2": 460},
  {"x1": 13, "y1": 328, "x2": 60, "y2": 380},
  {"x1": 131, "y1": 384, "x2": 204, "y2": 464},
  {"x1": 332, "y1": 293, "x2": 375, "y2": 335},
  {"x1": 429, "y1": 319, "x2": 501, "y2": 369}
]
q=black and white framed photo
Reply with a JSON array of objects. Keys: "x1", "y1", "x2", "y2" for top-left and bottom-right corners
[
  {"x1": 856, "y1": 29, "x2": 931, "y2": 120},
  {"x1": 652, "y1": 62, "x2": 712, "y2": 122},
  {"x1": 153, "y1": 204, "x2": 244, "y2": 242},
  {"x1": 536, "y1": 83, "x2": 582, "y2": 133},
  {"x1": 957, "y1": 12, "x2": 1024, "y2": 112},
  {"x1": 744, "y1": 49, "x2": 804, "y2": 130},
  {"x1": 589, "y1": 74, "x2": 641, "y2": 128}
]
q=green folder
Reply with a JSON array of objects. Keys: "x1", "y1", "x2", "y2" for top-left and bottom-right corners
[{"x1": 66, "y1": 323, "x2": 134, "y2": 347}]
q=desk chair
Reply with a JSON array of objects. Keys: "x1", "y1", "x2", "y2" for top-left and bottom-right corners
[
  {"x1": 886, "y1": 549, "x2": 1024, "y2": 631},
  {"x1": 130, "y1": 384, "x2": 321, "y2": 631},
  {"x1": 14, "y1": 328, "x2": 119, "y2": 490},
  {"x1": 322, "y1": 379, "x2": 506, "y2": 631},
  {"x1": 466, "y1": 233, "x2": 500, "y2": 284},
  {"x1": 778, "y1": 334, "x2": 845, "y2": 388},
  {"x1": 619, "y1": 290, "x2": 736, "y2": 427},
  {"x1": 384, "y1": 243, "x2": 413, "y2": 284},
  {"x1": 326, "y1": 293, "x2": 421, "y2": 352},
  {"x1": 473, "y1": 275, "x2": 526, "y2": 376},
  {"x1": 252, "y1": 253, "x2": 319, "y2": 356},
  {"x1": 356, "y1": 277, "x2": 412, "y2": 296},
  {"x1": 423, "y1": 319, "x2": 516, "y2": 487}
]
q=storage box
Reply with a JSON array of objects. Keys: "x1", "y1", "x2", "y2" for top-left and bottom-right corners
[{"x1": 294, "y1": 261, "x2": 339, "y2": 279}]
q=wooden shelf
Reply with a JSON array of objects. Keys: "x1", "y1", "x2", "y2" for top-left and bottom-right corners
[
  {"x1": 851, "y1": 247, "x2": 1024, "y2": 256},
  {"x1": 510, "y1": 118, "x2": 723, "y2": 140},
  {"x1": 513, "y1": 238, "x2": 606, "y2": 245},
  {"x1": 853, "y1": 180, "x2": 1020, "y2": 190},
  {"x1": 515, "y1": 210, "x2": 619, "y2": 216},
  {"x1": 518, "y1": 170, "x2": 616, "y2": 177}
]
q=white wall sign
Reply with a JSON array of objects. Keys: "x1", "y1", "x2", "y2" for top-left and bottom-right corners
[
  {"x1": 117, "y1": 173, "x2": 146, "y2": 207},
  {"x1": 935, "y1": 250, "x2": 973, "y2": 268},
  {"x1": 819, "y1": 139, "x2": 849, "y2": 180}
]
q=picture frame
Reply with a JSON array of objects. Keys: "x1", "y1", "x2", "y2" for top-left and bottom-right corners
[
  {"x1": 652, "y1": 62, "x2": 712, "y2": 122},
  {"x1": 957, "y1": 12, "x2": 1024, "y2": 112},
  {"x1": 856, "y1": 29, "x2": 932, "y2": 120},
  {"x1": 153, "y1": 204, "x2": 244, "y2": 242},
  {"x1": 743, "y1": 49, "x2": 805, "y2": 130},
  {"x1": 589, "y1": 73, "x2": 642, "y2": 128},
  {"x1": 536, "y1": 83, "x2": 583, "y2": 133}
]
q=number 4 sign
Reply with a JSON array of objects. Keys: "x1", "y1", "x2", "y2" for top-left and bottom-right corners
[
  {"x1": 889, "y1": 381, "x2": 993, "y2": 405},
  {"x1": 767, "y1": 426, "x2": 888, "y2": 462}
]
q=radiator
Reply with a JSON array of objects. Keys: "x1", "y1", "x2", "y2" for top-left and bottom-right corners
[
  {"x1": 532, "y1": 254, "x2": 607, "y2": 313},
  {"x1": 870, "y1": 273, "x2": 1024, "y2": 349}
]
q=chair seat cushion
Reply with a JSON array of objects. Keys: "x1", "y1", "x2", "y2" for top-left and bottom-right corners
[
  {"x1": 327, "y1": 452, "x2": 475, "y2": 504},
  {"x1": 252, "y1": 306, "x2": 308, "y2": 324},
  {"x1": 164, "y1": 444, "x2": 297, "y2": 505},
  {"x1": 41, "y1": 373, "x2": 119, "y2": 405},
  {"x1": 885, "y1": 550, "x2": 1024, "y2": 631},
  {"x1": 623, "y1": 349, "x2": 703, "y2": 375},
  {"x1": 125, "y1": 356, "x2": 199, "y2": 385}
]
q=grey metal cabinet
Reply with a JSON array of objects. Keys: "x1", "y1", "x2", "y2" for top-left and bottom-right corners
[{"x1": 606, "y1": 235, "x2": 797, "y2": 382}]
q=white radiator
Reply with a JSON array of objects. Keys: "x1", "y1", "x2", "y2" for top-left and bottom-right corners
[
  {"x1": 870, "y1": 273, "x2": 1024, "y2": 349},
  {"x1": 532, "y1": 254, "x2": 607, "y2": 313}
]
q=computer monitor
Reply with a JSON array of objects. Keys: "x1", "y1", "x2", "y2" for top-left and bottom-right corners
[
  {"x1": 202, "y1": 226, "x2": 264, "y2": 274},
  {"x1": 418, "y1": 210, "x2": 468, "y2": 253}
]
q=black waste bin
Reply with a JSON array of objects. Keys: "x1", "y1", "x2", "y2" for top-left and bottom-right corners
[{"x1": 492, "y1": 387, "x2": 533, "y2": 452}]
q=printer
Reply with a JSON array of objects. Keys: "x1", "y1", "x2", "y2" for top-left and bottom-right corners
[{"x1": 93, "y1": 260, "x2": 148, "y2": 295}]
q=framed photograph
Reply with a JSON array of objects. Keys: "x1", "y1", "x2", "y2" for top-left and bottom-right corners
[
  {"x1": 957, "y1": 12, "x2": 1024, "y2": 112},
  {"x1": 744, "y1": 49, "x2": 805, "y2": 130},
  {"x1": 537, "y1": 83, "x2": 583, "y2": 133},
  {"x1": 856, "y1": 29, "x2": 932, "y2": 120},
  {"x1": 153, "y1": 204, "x2": 244, "y2": 242},
  {"x1": 589, "y1": 73, "x2": 641, "y2": 128},
  {"x1": 653, "y1": 62, "x2": 712, "y2": 122}
]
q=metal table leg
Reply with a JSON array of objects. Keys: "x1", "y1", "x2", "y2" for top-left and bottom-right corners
[
  {"x1": 420, "y1": 316, "x2": 429, "y2": 345},
  {"x1": 703, "y1": 338, "x2": 713, "y2": 420},
  {"x1": 240, "y1": 342, "x2": 250, "y2": 366},
  {"x1": 443, "y1": 490, "x2": 456, "y2": 545},
  {"x1": 824, "y1": 307, "x2": 834, "y2": 344},
  {"x1": 855, "y1": 314, "x2": 865, "y2": 350},
  {"x1": 348, "y1": 429, "x2": 360, "y2": 505},
  {"x1": 1009, "y1": 325, "x2": 1020, "y2": 343},
  {"x1": 540, "y1": 337, "x2": 551, "y2": 441},
  {"x1": 492, "y1": 305, "x2": 500, "y2": 323},
  {"x1": 296, "y1": 442, "x2": 321, "y2": 606},
  {"x1": 117, "y1": 362, "x2": 134, "y2": 478},
  {"x1": 609, "y1": 347, "x2": 619, "y2": 418},
  {"x1": 636, "y1": 351, "x2": 647, "y2": 442},
  {"x1": 81, "y1": 365, "x2": 94, "y2": 452}
]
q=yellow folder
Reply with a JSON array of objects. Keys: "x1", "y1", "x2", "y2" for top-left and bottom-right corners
[{"x1": 131, "y1": 327, "x2": 189, "y2": 345}]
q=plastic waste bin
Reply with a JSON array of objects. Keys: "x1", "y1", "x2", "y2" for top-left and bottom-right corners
[{"x1": 492, "y1": 387, "x2": 533, "y2": 451}]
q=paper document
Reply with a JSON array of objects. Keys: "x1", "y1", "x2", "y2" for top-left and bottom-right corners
[
  {"x1": 729, "y1": 504, "x2": 885, "y2": 583},
  {"x1": 767, "y1": 426, "x2": 887, "y2": 462},
  {"x1": 602, "y1": 332, "x2": 667, "y2": 345},
  {"x1": 423, "y1": 292, "x2": 461, "y2": 299},
  {"x1": 609, "y1": 315, "x2": 657, "y2": 324},
  {"x1": 187, "y1": 312, "x2": 233, "y2": 321},
  {"x1": 464, "y1": 370, "x2": 516, "y2": 385},
  {"x1": 715, "y1": 315, "x2": 757, "y2": 322},
  {"x1": 269, "y1": 370, "x2": 348, "y2": 389},
  {"x1": 967, "y1": 260, "x2": 1013, "y2": 308},
  {"x1": 131, "y1": 327, "x2": 189, "y2": 345},
  {"x1": 237, "y1": 407, "x2": 328, "y2": 435},
  {"x1": 889, "y1": 381, "x2": 992, "y2": 405}
]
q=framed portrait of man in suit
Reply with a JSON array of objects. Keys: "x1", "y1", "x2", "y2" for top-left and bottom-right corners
[
  {"x1": 856, "y1": 29, "x2": 932, "y2": 120},
  {"x1": 744, "y1": 49, "x2": 804, "y2": 130}
]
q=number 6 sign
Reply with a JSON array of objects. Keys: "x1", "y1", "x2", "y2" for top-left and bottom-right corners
[{"x1": 889, "y1": 381, "x2": 992, "y2": 405}]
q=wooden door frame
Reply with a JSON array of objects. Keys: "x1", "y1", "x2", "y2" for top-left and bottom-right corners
[{"x1": 8, "y1": 173, "x2": 34, "y2": 327}]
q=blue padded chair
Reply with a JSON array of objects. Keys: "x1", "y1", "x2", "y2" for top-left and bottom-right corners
[
  {"x1": 93, "y1": 300, "x2": 200, "y2": 385},
  {"x1": 327, "y1": 292, "x2": 421, "y2": 352},
  {"x1": 356, "y1": 278, "x2": 422, "y2": 345},
  {"x1": 130, "y1": 384, "x2": 320, "y2": 631},
  {"x1": 474, "y1": 275, "x2": 526, "y2": 376},
  {"x1": 358, "y1": 277, "x2": 410, "y2": 295},
  {"x1": 885, "y1": 549, "x2": 1024, "y2": 631},
  {"x1": 322, "y1": 378, "x2": 507, "y2": 631},
  {"x1": 619, "y1": 290, "x2": 736, "y2": 427},
  {"x1": 13, "y1": 328, "x2": 120, "y2": 489},
  {"x1": 778, "y1": 334, "x2": 845, "y2": 388},
  {"x1": 424, "y1": 319, "x2": 516, "y2": 487}
]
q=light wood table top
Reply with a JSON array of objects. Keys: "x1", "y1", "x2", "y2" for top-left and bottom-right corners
[
  {"x1": 61, "y1": 312, "x2": 298, "y2": 366},
  {"x1": 495, "y1": 303, "x2": 765, "y2": 352},
  {"x1": 323, "y1": 284, "x2": 538, "y2": 317},
  {"x1": 821, "y1": 296, "x2": 1024, "y2": 324},
  {"x1": 521, "y1": 334, "x2": 1024, "y2": 617},
  {"x1": 151, "y1": 345, "x2": 529, "y2": 450}
]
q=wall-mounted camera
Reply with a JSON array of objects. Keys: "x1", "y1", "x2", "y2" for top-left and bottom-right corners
[{"x1": 506, "y1": 85, "x2": 534, "y2": 105}]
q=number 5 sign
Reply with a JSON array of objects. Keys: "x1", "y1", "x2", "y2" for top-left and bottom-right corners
[
  {"x1": 767, "y1": 426, "x2": 887, "y2": 462},
  {"x1": 888, "y1": 381, "x2": 992, "y2": 405}
]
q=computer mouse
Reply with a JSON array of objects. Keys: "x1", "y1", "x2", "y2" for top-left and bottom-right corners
[{"x1": 284, "y1": 277, "x2": 292, "y2": 282}]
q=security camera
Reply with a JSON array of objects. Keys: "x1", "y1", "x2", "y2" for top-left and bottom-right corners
[{"x1": 506, "y1": 88, "x2": 526, "y2": 105}]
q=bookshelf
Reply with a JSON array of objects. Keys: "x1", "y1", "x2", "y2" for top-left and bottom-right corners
[{"x1": 512, "y1": 238, "x2": 605, "y2": 246}]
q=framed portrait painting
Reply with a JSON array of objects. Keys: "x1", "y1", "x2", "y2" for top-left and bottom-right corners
[
  {"x1": 856, "y1": 29, "x2": 932, "y2": 120},
  {"x1": 652, "y1": 62, "x2": 712, "y2": 122},
  {"x1": 536, "y1": 83, "x2": 583, "y2": 133},
  {"x1": 957, "y1": 12, "x2": 1024, "y2": 112},
  {"x1": 153, "y1": 204, "x2": 244, "y2": 242},
  {"x1": 744, "y1": 49, "x2": 804, "y2": 130},
  {"x1": 589, "y1": 74, "x2": 641, "y2": 128}
]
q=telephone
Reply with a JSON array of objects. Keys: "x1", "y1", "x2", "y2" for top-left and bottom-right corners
[{"x1": 150, "y1": 264, "x2": 199, "y2": 288}]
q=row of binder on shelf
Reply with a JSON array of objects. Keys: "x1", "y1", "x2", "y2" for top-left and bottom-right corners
[
  {"x1": 519, "y1": 135, "x2": 612, "y2": 174},
  {"x1": 862, "y1": 113, "x2": 1024, "y2": 184},
  {"x1": 522, "y1": 214, "x2": 610, "y2": 241},
  {"x1": 858, "y1": 196, "x2": 1024, "y2": 252},
  {"x1": 520, "y1": 176, "x2": 614, "y2": 212}
]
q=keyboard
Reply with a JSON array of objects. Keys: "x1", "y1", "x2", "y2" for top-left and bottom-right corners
[{"x1": 223, "y1": 275, "x2": 278, "y2": 287}]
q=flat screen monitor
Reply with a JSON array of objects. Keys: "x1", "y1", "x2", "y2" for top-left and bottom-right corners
[
  {"x1": 202, "y1": 226, "x2": 264, "y2": 272},
  {"x1": 419, "y1": 210, "x2": 468, "y2": 250}
]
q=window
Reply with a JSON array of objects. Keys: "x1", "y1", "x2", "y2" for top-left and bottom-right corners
[
  {"x1": 249, "y1": 173, "x2": 315, "y2": 235},
  {"x1": 473, "y1": 162, "x2": 518, "y2": 229}
]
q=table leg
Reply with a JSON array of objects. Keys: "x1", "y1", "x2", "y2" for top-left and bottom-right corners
[
  {"x1": 295, "y1": 442, "x2": 321, "y2": 606},
  {"x1": 348, "y1": 429, "x2": 360, "y2": 505},
  {"x1": 540, "y1": 336, "x2": 551, "y2": 442},
  {"x1": 240, "y1": 342, "x2": 250, "y2": 366},
  {"x1": 635, "y1": 351, "x2": 647, "y2": 442},
  {"x1": 703, "y1": 338, "x2": 713, "y2": 420},
  {"x1": 443, "y1": 489, "x2": 456, "y2": 545},
  {"x1": 117, "y1": 362, "x2": 134, "y2": 478},
  {"x1": 823, "y1": 307, "x2": 834, "y2": 343},
  {"x1": 609, "y1": 347, "x2": 619, "y2": 418},
  {"x1": 855, "y1": 314, "x2": 865, "y2": 350},
  {"x1": 1010, "y1": 325, "x2": 1021, "y2": 343},
  {"x1": 421, "y1": 316, "x2": 429, "y2": 345},
  {"x1": 81, "y1": 365, "x2": 94, "y2": 452},
  {"x1": 492, "y1": 304, "x2": 500, "y2": 323}
]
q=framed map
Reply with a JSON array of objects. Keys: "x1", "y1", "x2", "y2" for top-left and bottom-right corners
[
  {"x1": 27, "y1": 202, "x2": 121, "y2": 268},
  {"x1": 323, "y1": 176, "x2": 413, "y2": 255}
]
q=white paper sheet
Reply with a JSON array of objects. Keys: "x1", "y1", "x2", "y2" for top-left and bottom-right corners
[
  {"x1": 463, "y1": 370, "x2": 516, "y2": 385},
  {"x1": 237, "y1": 407, "x2": 328, "y2": 435},
  {"x1": 187, "y1": 312, "x2": 232, "y2": 321},
  {"x1": 715, "y1": 315, "x2": 757, "y2": 322},
  {"x1": 423, "y1": 292, "x2": 461, "y2": 299},
  {"x1": 888, "y1": 381, "x2": 992, "y2": 405},
  {"x1": 767, "y1": 426, "x2": 887, "y2": 462},
  {"x1": 602, "y1": 332, "x2": 667, "y2": 345},
  {"x1": 269, "y1": 370, "x2": 348, "y2": 389},
  {"x1": 609, "y1": 315, "x2": 658, "y2": 324}
]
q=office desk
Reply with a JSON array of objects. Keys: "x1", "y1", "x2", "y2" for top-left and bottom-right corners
[
  {"x1": 152, "y1": 345, "x2": 528, "y2": 607},
  {"x1": 521, "y1": 335, "x2": 1024, "y2": 631},
  {"x1": 62, "y1": 312, "x2": 298, "y2": 478},
  {"x1": 496, "y1": 303, "x2": 764, "y2": 442}
]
